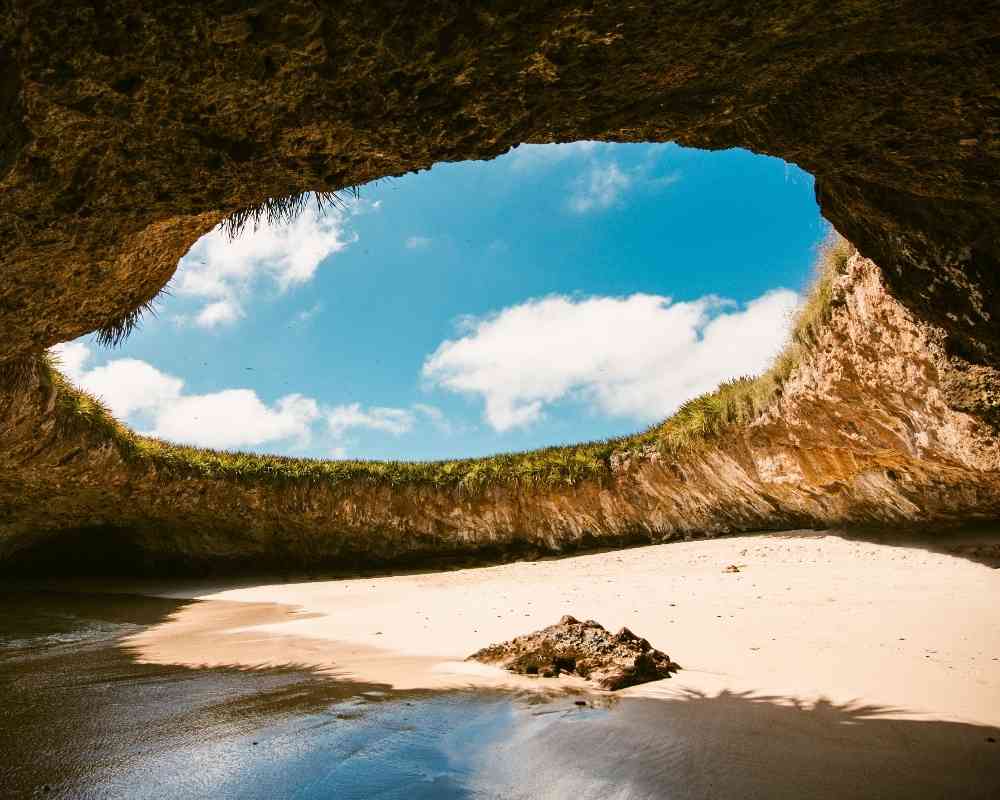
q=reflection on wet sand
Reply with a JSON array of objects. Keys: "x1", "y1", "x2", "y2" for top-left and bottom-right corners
[
  {"x1": 120, "y1": 598, "x2": 1000, "y2": 797},
  {"x1": 0, "y1": 591, "x2": 389, "y2": 798},
  {"x1": 7, "y1": 527, "x2": 1000, "y2": 798},
  {"x1": 1, "y1": 590, "x2": 999, "y2": 799},
  {"x1": 468, "y1": 690, "x2": 1000, "y2": 800}
]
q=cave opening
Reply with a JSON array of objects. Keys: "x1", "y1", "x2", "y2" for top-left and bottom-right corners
[{"x1": 50, "y1": 142, "x2": 828, "y2": 465}]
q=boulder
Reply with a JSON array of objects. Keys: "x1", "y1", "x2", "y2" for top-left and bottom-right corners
[{"x1": 468, "y1": 615, "x2": 679, "y2": 690}]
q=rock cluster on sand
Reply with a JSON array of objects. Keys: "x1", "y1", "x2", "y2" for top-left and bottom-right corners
[{"x1": 467, "y1": 615, "x2": 680, "y2": 690}]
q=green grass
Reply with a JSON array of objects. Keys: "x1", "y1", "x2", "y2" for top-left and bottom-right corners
[
  {"x1": 653, "y1": 232, "x2": 853, "y2": 453},
  {"x1": 40, "y1": 234, "x2": 854, "y2": 493}
]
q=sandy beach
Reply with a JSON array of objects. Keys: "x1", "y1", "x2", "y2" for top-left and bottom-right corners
[{"x1": 124, "y1": 530, "x2": 1000, "y2": 727}]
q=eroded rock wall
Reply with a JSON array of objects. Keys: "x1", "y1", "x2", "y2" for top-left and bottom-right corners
[
  {"x1": 2, "y1": 2, "x2": 1000, "y2": 571},
  {"x1": 1, "y1": 1, "x2": 999, "y2": 368},
  {"x1": 2, "y1": 254, "x2": 998, "y2": 572}
]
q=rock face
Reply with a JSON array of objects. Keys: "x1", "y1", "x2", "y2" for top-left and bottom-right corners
[
  {"x1": 0, "y1": 2, "x2": 998, "y2": 374},
  {"x1": 1, "y1": 252, "x2": 999, "y2": 572},
  {"x1": 1, "y1": 4, "x2": 1000, "y2": 572},
  {"x1": 468, "y1": 615, "x2": 680, "y2": 690}
]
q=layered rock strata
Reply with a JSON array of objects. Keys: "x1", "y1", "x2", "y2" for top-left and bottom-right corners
[
  {"x1": 1, "y1": 2, "x2": 999, "y2": 372},
  {"x1": 2, "y1": 2, "x2": 1000, "y2": 571},
  {"x1": 1, "y1": 253, "x2": 998, "y2": 571}
]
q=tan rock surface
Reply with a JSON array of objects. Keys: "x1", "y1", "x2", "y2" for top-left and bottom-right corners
[{"x1": 2, "y1": 254, "x2": 999, "y2": 569}]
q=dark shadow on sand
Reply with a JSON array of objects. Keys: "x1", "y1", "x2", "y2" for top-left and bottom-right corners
[
  {"x1": 483, "y1": 689, "x2": 1000, "y2": 800},
  {"x1": 837, "y1": 521, "x2": 1000, "y2": 568},
  {"x1": 1, "y1": 590, "x2": 998, "y2": 799},
  {"x1": 4, "y1": 520, "x2": 998, "y2": 588}
]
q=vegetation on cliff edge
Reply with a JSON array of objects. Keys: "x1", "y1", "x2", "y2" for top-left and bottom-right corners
[{"x1": 38, "y1": 234, "x2": 853, "y2": 492}]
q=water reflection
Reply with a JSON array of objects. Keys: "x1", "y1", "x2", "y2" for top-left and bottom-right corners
[
  {"x1": 0, "y1": 591, "x2": 997, "y2": 799},
  {"x1": 468, "y1": 690, "x2": 1000, "y2": 800}
]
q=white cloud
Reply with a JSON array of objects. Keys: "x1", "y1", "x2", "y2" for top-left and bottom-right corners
[
  {"x1": 52, "y1": 342, "x2": 184, "y2": 420},
  {"x1": 647, "y1": 171, "x2": 682, "y2": 190},
  {"x1": 412, "y1": 403, "x2": 445, "y2": 423},
  {"x1": 405, "y1": 236, "x2": 432, "y2": 250},
  {"x1": 326, "y1": 403, "x2": 415, "y2": 437},
  {"x1": 412, "y1": 403, "x2": 453, "y2": 434},
  {"x1": 49, "y1": 342, "x2": 322, "y2": 450},
  {"x1": 570, "y1": 162, "x2": 632, "y2": 213},
  {"x1": 149, "y1": 391, "x2": 320, "y2": 449},
  {"x1": 70, "y1": 358, "x2": 183, "y2": 419},
  {"x1": 503, "y1": 142, "x2": 678, "y2": 213},
  {"x1": 175, "y1": 197, "x2": 358, "y2": 328},
  {"x1": 195, "y1": 298, "x2": 243, "y2": 328},
  {"x1": 422, "y1": 289, "x2": 799, "y2": 432},
  {"x1": 49, "y1": 340, "x2": 92, "y2": 382},
  {"x1": 47, "y1": 342, "x2": 452, "y2": 454}
]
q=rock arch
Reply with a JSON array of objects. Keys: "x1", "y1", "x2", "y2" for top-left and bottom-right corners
[
  {"x1": 1, "y1": 1, "x2": 999, "y2": 570},
  {"x1": 1, "y1": 1, "x2": 998, "y2": 364}
]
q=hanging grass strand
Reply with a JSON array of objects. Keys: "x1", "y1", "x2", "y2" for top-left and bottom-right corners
[{"x1": 222, "y1": 188, "x2": 360, "y2": 240}]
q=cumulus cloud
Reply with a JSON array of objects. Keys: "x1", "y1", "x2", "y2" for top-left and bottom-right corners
[
  {"x1": 326, "y1": 403, "x2": 415, "y2": 437},
  {"x1": 52, "y1": 342, "x2": 184, "y2": 420},
  {"x1": 49, "y1": 341, "x2": 443, "y2": 454},
  {"x1": 195, "y1": 298, "x2": 243, "y2": 328},
  {"x1": 175, "y1": 198, "x2": 359, "y2": 328},
  {"x1": 72, "y1": 358, "x2": 184, "y2": 420},
  {"x1": 49, "y1": 342, "x2": 322, "y2": 450},
  {"x1": 422, "y1": 289, "x2": 799, "y2": 432},
  {"x1": 50, "y1": 340, "x2": 93, "y2": 383},
  {"x1": 405, "y1": 236, "x2": 432, "y2": 249},
  {"x1": 150, "y1": 391, "x2": 320, "y2": 449},
  {"x1": 569, "y1": 162, "x2": 632, "y2": 213}
]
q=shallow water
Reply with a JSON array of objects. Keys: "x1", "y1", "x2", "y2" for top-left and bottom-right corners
[
  {"x1": 1, "y1": 589, "x2": 998, "y2": 799},
  {"x1": 0, "y1": 591, "x2": 594, "y2": 799}
]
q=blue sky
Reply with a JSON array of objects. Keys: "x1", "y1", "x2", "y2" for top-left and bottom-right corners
[{"x1": 54, "y1": 142, "x2": 827, "y2": 461}]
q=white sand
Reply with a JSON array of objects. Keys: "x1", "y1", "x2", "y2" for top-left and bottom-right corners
[{"x1": 124, "y1": 531, "x2": 1000, "y2": 726}]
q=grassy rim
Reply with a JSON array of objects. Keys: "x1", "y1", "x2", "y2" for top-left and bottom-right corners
[{"x1": 39, "y1": 234, "x2": 854, "y2": 493}]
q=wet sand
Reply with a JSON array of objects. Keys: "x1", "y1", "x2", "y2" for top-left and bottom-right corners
[
  {"x1": 3, "y1": 586, "x2": 997, "y2": 799},
  {"x1": 127, "y1": 531, "x2": 1000, "y2": 725},
  {"x1": 5, "y1": 531, "x2": 1000, "y2": 798}
]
